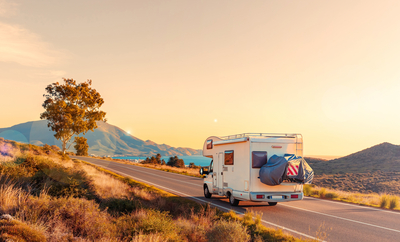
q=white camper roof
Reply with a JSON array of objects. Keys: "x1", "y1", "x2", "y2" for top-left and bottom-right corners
[{"x1": 203, "y1": 133, "x2": 303, "y2": 157}]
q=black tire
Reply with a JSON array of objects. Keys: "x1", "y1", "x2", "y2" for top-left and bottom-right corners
[
  {"x1": 229, "y1": 193, "x2": 239, "y2": 206},
  {"x1": 204, "y1": 185, "x2": 212, "y2": 198},
  {"x1": 268, "y1": 202, "x2": 278, "y2": 206}
]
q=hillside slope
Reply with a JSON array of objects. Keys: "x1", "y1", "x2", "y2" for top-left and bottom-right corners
[
  {"x1": 305, "y1": 143, "x2": 400, "y2": 194},
  {"x1": 0, "y1": 120, "x2": 201, "y2": 156},
  {"x1": 306, "y1": 142, "x2": 400, "y2": 174}
]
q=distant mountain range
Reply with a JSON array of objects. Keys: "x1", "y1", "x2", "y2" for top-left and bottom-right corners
[
  {"x1": 0, "y1": 120, "x2": 202, "y2": 157},
  {"x1": 306, "y1": 142, "x2": 400, "y2": 174}
]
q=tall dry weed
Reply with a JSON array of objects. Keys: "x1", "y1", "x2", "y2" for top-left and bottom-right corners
[{"x1": 0, "y1": 176, "x2": 30, "y2": 214}]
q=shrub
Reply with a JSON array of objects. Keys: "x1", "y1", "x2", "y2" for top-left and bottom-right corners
[
  {"x1": 0, "y1": 219, "x2": 46, "y2": 242},
  {"x1": 206, "y1": 219, "x2": 250, "y2": 242},
  {"x1": 116, "y1": 209, "x2": 180, "y2": 241},
  {"x1": 389, "y1": 196, "x2": 399, "y2": 209},
  {"x1": 303, "y1": 185, "x2": 312, "y2": 196},
  {"x1": 20, "y1": 196, "x2": 115, "y2": 240},
  {"x1": 167, "y1": 156, "x2": 185, "y2": 168},
  {"x1": 380, "y1": 194, "x2": 389, "y2": 208},
  {"x1": 319, "y1": 188, "x2": 327, "y2": 198},
  {"x1": 325, "y1": 192, "x2": 339, "y2": 199},
  {"x1": 102, "y1": 197, "x2": 139, "y2": 215}
]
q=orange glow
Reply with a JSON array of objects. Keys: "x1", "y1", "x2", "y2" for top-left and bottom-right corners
[{"x1": 1, "y1": 1, "x2": 399, "y2": 157}]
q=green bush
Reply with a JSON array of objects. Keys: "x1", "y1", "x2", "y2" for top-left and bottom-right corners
[
  {"x1": 206, "y1": 219, "x2": 250, "y2": 242},
  {"x1": 325, "y1": 192, "x2": 339, "y2": 199},
  {"x1": 318, "y1": 188, "x2": 327, "y2": 198},
  {"x1": 102, "y1": 197, "x2": 139, "y2": 215},
  {"x1": 116, "y1": 209, "x2": 180, "y2": 241},
  {"x1": 380, "y1": 194, "x2": 389, "y2": 208},
  {"x1": 389, "y1": 196, "x2": 399, "y2": 209},
  {"x1": 303, "y1": 185, "x2": 312, "y2": 196}
]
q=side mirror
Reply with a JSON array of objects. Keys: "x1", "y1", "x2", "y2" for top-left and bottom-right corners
[{"x1": 199, "y1": 167, "x2": 210, "y2": 175}]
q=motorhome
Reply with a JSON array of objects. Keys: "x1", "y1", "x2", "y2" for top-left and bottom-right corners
[{"x1": 200, "y1": 133, "x2": 305, "y2": 206}]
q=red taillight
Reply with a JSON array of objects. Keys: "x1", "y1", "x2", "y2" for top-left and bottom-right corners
[
  {"x1": 256, "y1": 195, "x2": 264, "y2": 199},
  {"x1": 291, "y1": 194, "x2": 299, "y2": 199}
]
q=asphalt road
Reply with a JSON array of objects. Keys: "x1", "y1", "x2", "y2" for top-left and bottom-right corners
[{"x1": 72, "y1": 156, "x2": 400, "y2": 242}]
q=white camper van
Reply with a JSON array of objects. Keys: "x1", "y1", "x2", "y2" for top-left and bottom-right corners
[{"x1": 200, "y1": 133, "x2": 304, "y2": 206}]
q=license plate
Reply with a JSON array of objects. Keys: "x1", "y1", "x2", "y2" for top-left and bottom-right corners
[{"x1": 271, "y1": 195, "x2": 283, "y2": 199}]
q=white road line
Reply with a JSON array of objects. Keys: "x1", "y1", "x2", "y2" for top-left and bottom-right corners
[
  {"x1": 304, "y1": 197, "x2": 400, "y2": 215},
  {"x1": 89, "y1": 161, "x2": 324, "y2": 242},
  {"x1": 87, "y1": 159, "x2": 202, "y2": 187},
  {"x1": 280, "y1": 203, "x2": 400, "y2": 233}
]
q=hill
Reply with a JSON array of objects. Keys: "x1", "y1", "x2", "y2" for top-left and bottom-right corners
[
  {"x1": 305, "y1": 143, "x2": 400, "y2": 194},
  {"x1": 306, "y1": 142, "x2": 400, "y2": 174},
  {"x1": 0, "y1": 120, "x2": 201, "y2": 157}
]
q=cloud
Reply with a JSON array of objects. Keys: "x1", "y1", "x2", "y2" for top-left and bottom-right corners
[
  {"x1": 0, "y1": 0, "x2": 18, "y2": 17},
  {"x1": 0, "y1": 22, "x2": 64, "y2": 67}
]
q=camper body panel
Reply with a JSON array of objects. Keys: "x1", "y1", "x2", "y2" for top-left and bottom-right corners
[{"x1": 202, "y1": 134, "x2": 304, "y2": 204}]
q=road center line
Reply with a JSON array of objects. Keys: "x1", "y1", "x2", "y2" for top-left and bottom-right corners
[
  {"x1": 304, "y1": 197, "x2": 400, "y2": 215},
  {"x1": 280, "y1": 203, "x2": 400, "y2": 233}
]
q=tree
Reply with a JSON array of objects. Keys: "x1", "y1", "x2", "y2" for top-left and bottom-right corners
[
  {"x1": 40, "y1": 78, "x2": 106, "y2": 153},
  {"x1": 74, "y1": 137, "x2": 89, "y2": 156},
  {"x1": 167, "y1": 156, "x2": 185, "y2": 168}
]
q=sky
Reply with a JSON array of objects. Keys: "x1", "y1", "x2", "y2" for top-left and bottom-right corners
[{"x1": 1, "y1": 0, "x2": 400, "y2": 157}]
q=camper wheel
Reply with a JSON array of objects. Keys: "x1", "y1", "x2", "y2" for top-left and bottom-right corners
[
  {"x1": 268, "y1": 202, "x2": 278, "y2": 206},
  {"x1": 204, "y1": 185, "x2": 212, "y2": 198},
  {"x1": 228, "y1": 192, "x2": 239, "y2": 206}
]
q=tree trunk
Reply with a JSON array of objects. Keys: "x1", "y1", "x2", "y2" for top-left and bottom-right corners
[{"x1": 62, "y1": 138, "x2": 67, "y2": 154}]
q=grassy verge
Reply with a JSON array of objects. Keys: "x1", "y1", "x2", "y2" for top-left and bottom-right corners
[
  {"x1": 0, "y1": 138, "x2": 310, "y2": 241},
  {"x1": 91, "y1": 155, "x2": 203, "y2": 178},
  {"x1": 304, "y1": 185, "x2": 400, "y2": 210},
  {"x1": 106, "y1": 155, "x2": 400, "y2": 212},
  {"x1": 76, "y1": 158, "x2": 310, "y2": 241}
]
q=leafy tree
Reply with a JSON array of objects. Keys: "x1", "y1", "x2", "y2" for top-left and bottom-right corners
[
  {"x1": 167, "y1": 156, "x2": 185, "y2": 168},
  {"x1": 74, "y1": 137, "x2": 89, "y2": 156},
  {"x1": 40, "y1": 78, "x2": 106, "y2": 153},
  {"x1": 189, "y1": 162, "x2": 200, "y2": 169},
  {"x1": 141, "y1": 154, "x2": 163, "y2": 165}
]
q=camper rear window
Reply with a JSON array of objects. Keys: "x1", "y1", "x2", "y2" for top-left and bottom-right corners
[
  {"x1": 252, "y1": 151, "x2": 267, "y2": 168},
  {"x1": 224, "y1": 150, "x2": 234, "y2": 165}
]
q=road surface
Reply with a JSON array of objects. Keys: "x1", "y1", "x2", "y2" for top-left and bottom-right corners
[{"x1": 72, "y1": 156, "x2": 400, "y2": 242}]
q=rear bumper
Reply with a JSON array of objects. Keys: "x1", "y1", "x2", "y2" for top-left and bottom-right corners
[{"x1": 249, "y1": 192, "x2": 303, "y2": 202}]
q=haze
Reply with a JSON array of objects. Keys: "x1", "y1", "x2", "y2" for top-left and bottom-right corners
[{"x1": 1, "y1": 0, "x2": 399, "y2": 157}]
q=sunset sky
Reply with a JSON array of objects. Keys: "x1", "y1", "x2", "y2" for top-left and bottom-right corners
[{"x1": 1, "y1": 0, "x2": 400, "y2": 157}]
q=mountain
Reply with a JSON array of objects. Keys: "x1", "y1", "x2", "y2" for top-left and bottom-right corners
[
  {"x1": 305, "y1": 143, "x2": 400, "y2": 194},
  {"x1": 306, "y1": 142, "x2": 400, "y2": 174},
  {"x1": 0, "y1": 120, "x2": 202, "y2": 157}
]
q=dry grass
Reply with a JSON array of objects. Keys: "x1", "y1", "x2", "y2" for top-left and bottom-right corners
[
  {"x1": 80, "y1": 163, "x2": 130, "y2": 199},
  {"x1": 0, "y1": 177, "x2": 30, "y2": 215},
  {"x1": 89, "y1": 155, "x2": 203, "y2": 177},
  {"x1": 0, "y1": 139, "x2": 310, "y2": 241},
  {"x1": 304, "y1": 185, "x2": 400, "y2": 210}
]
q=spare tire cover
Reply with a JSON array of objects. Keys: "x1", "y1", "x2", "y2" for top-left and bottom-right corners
[{"x1": 259, "y1": 155, "x2": 288, "y2": 185}]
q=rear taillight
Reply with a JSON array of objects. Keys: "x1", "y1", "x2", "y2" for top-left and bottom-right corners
[
  {"x1": 256, "y1": 195, "x2": 264, "y2": 199},
  {"x1": 291, "y1": 194, "x2": 299, "y2": 199}
]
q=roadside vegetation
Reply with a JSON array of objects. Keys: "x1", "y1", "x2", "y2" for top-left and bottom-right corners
[
  {"x1": 0, "y1": 138, "x2": 309, "y2": 241},
  {"x1": 304, "y1": 185, "x2": 400, "y2": 210},
  {"x1": 108, "y1": 155, "x2": 400, "y2": 211}
]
